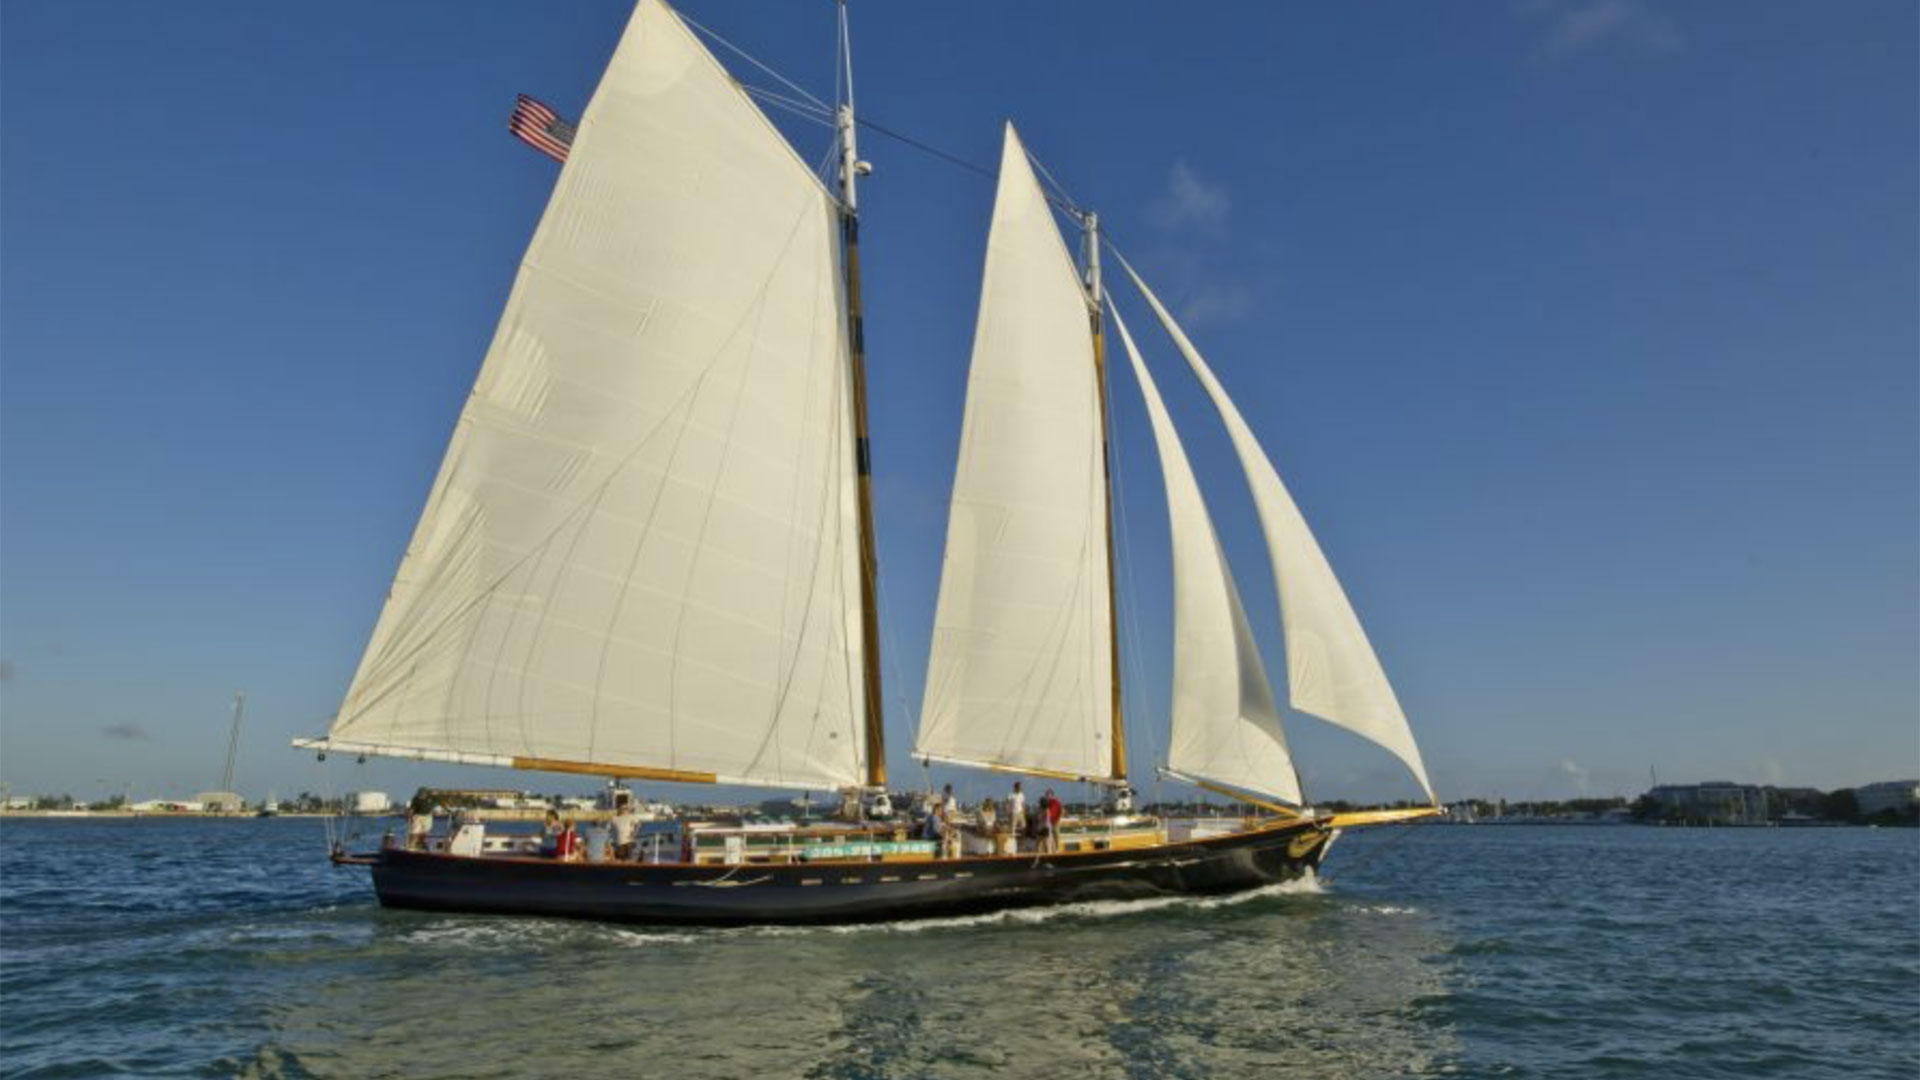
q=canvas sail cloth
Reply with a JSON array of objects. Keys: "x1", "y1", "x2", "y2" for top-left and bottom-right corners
[
  {"x1": 1120, "y1": 262, "x2": 1435, "y2": 803},
  {"x1": 916, "y1": 125, "x2": 1114, "y2": 780},
  {"x1": 1109, "y1": 307, "x2": 1302, "y2": 806},
  {"x1": 315, "y1": 0, "x2": 868, "y2": 790}
]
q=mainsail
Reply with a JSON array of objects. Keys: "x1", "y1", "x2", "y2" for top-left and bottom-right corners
[
  {"x1": 916, "y1": 124, "x2": 1114, "y2": 781},
  {"x1": 317, "y1": 0, "x2": 868, "y2": 791},
  {"x1": 1109, "y1": 307, "x2": 1301, "y2": 806},
  {"x1": 1120, "y1": 261, "x2": 1436, "y2": 803}
]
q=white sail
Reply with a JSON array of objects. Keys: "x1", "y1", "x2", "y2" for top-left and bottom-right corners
[
  {"x1": 916, "y1": 124, "x2": 1113, "y2": 780},
  {"x1": 1120, "y1": 262, "x2": 1435, "y2": 803},
  {"x1": 323, "y1": 0, "x2": 867, "y2": 790},
  {"x1": 1109, "y1": 307, "x2": 1301, "y2": 806}
]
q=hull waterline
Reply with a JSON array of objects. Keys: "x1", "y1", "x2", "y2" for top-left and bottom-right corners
[{"x1": 356, "y1": 819, "x2": 1334, "y2": 927}]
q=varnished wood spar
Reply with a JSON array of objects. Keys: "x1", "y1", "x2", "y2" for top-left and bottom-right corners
[
  {"x1": 1088, "y1": 260, "x2": 1127, "y2": 782},
  {"x1": 987, "y1": 761, "x2": 1115, "y2": 785},
  {"x1": 1188, "y1": 775, "x2": 1301, "y2": 818},
  {"x1": 511, "y1": 756, "x2": 716, "y2": 785},
  {"x1": 1325, "y1": 806, "x2": 1444, "y2": 828},
  {"x1": 843, "y1": 213, "x2": 888, "y2": 789}
]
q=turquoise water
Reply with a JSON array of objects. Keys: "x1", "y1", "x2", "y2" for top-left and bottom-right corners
[{"x1": 2, "y1": 819, "x2": 1914, "y2": 1078}]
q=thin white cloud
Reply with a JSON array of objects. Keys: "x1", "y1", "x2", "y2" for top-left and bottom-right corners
[
  {"x1": 1128, "y1": 249, "x2": 1259, "y2": 329},
  {"x1": 1150, "y1": 161, "x2": 1230, "y2": 232},
  {"x1": 1557, "y1": 757, "x2": 1591, "y2": 792},
  {"x1": 1515, "y1": 0, "x2": 1684, "y2": 60},
  {"x1": 1179, "y1": 281, "x2": 1253, "y2": 328}
]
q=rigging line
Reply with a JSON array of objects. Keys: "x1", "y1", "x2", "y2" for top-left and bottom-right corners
[
  {"x1": 679, "y1": 10, "x2": 831, "y2": 114},
  {"x1": 814, "y1": 131, "x2": 840, "y2": 185},
  {"x1": 853, "y1": 116, "x2": 994, "y2": 181},
  {"x1": 742, "y1": 85, "x2": 836, "y2": 124},
  {"x1": 1023, "y1": 149, "x2": 1086, "y2": 218},
  {"x1": 872, "y1": 575, "x2": 916, "y2": 742},
  {"x1": 1103, "y1": 305, "x2": 1160, "y2": 793},
  {"x1": 846, "y1": 115, "x2": 1096, "y2": 220},
  {"x1": 1319, "y1": 816, "x2": 1426, "y2": 883}
]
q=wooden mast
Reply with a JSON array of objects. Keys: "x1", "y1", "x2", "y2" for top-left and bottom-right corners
[
  {"x1": 1084, "y1": 212, "x2": 1127, "y2": 782},
  {"x1": 837, "y1": 2, "x2": 886, "y2": 790}
]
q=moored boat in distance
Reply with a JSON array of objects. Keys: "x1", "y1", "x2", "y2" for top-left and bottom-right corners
[{"x1": 299, "y1": 0, "x2": 1437, "y2": 927}]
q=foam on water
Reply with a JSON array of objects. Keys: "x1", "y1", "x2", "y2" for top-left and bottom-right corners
[
  {"x1": 742, "y1": 870, "x2": 1326, "y2": 939},
  {"x1": 396, "y1": 917, "x2": 699, "y2": 951}
]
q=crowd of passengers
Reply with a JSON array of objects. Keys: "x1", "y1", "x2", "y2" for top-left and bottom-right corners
[{"x1": 401, "y1": 780, "x2": 1134, "y2": 862}]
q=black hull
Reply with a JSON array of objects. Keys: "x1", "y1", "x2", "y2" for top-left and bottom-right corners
[{"x1": 362, "y1": 819, "x2": 1334, "y2": 927}]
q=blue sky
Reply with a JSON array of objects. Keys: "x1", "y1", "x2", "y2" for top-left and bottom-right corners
[{"x1": 3, "y1": 0, "x2": 1914, "y2": 807}]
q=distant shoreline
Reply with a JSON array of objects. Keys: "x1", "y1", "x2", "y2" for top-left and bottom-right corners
[{"x1": 0, "y1": 810, "x2": 383, "y2": 820}]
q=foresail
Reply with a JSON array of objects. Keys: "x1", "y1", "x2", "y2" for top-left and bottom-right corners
[
  {"x1": 325, "y1": 0, "x2": 866, "y2": 791},
  {"x1": 1120, "y1": 262, "x2": 1436, "y2": 803},
  {"x1": 916, "y1": 124, "x2": 1113, "y2": 781},
  {"x1": 1110, "y1": 307, "x2": 1301, "y2": 806}
]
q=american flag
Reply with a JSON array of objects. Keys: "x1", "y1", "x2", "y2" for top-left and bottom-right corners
[{"x1": 509, "y1": 94, "x2": 575, "y2": 163}]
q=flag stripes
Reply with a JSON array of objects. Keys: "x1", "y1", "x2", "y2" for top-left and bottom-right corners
[{"x1": 509, "y1": 94, "x2": 576, "y2": 163}]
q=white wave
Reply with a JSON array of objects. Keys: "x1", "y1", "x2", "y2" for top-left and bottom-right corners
[
  {"x1": 399, "y1": 919, "x2": 696, "y2": 950},
  {"x1": 743, "y1": 872, "x2": 1325, "y2": 939}
]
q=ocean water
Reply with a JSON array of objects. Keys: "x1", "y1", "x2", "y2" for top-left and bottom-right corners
[{"x1": 1, "y1": 819, "x2": 1914, "y2": 1079}]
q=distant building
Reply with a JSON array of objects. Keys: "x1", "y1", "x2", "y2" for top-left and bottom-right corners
[
  {"x1": 1853, "y1": 780, "x2": 1920, "y2": 819},
  {"x1": 195, "y1": 791, "x2": 246, "y2": 813},
  {"x1": 1647, "y1": 782, "x2": 1768, "y2": 825},
  {"x1": 131, "y1": 799, "x2": 203, "y2": 813},
  {"x1": 348, "y1": 791, "x2": 393, "y2": 814},
  {"x1": 3, "y1": 797, "x2": 34, "y2": 811}
]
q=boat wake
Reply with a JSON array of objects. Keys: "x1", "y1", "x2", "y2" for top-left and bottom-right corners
[
  {"x1": 398, "y1": 919, "x2": 700, "y2": 951},
  {"x1": 744, "y1": 871, "x2": 1327, "y2": 939}
]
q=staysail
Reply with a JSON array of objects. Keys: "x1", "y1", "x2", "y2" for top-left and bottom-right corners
[
  {"x1": 1120, "y1": 261, "x2": 1435, "y2": 803},
  {"x1": 916, "y1": 124, "x2": 1114, "y2": 781},
  {"x1": 1109, "y1": 307, "x2": 1302, "y2": 806},
  {"x1": 315, "y1": 0, "x2": 868, "y2": 791}
]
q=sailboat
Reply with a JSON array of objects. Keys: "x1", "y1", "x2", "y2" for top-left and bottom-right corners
[{"x1": 295, "y1": 0, "x2": 1437, "y2": 926}]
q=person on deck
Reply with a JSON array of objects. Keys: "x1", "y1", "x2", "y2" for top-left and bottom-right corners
[
  {"x1": 610, "y1": 801, "x2": 641, "y2": 861},
  {"x1": 405, "y1": 795, "x2": 435, "y2": 851},
  {"x1": 1041, "y1": 789, "x2": 1064, "y2": 853},
  {"x1": 1008, "y1": 781, "x2": 1027, "y2": 840},
  {"x1": 539, "y1": 808, "x2": 563, "y2": 857},
  {"x1": 554, "y1": 817, "x2": 582, "y2": 861},
  {"x1": 936, "y1": 784, "x2": 958, "y2": 858}
]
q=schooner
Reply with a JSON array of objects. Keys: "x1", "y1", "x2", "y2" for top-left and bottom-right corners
[{"x1": 296, "y1": 0, "x2": 1437, "y2": 926}]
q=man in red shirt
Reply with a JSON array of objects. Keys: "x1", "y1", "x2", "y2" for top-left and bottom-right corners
[{"x1": 1041, "y1": 789, "x2": 1064, "y2": 853}]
